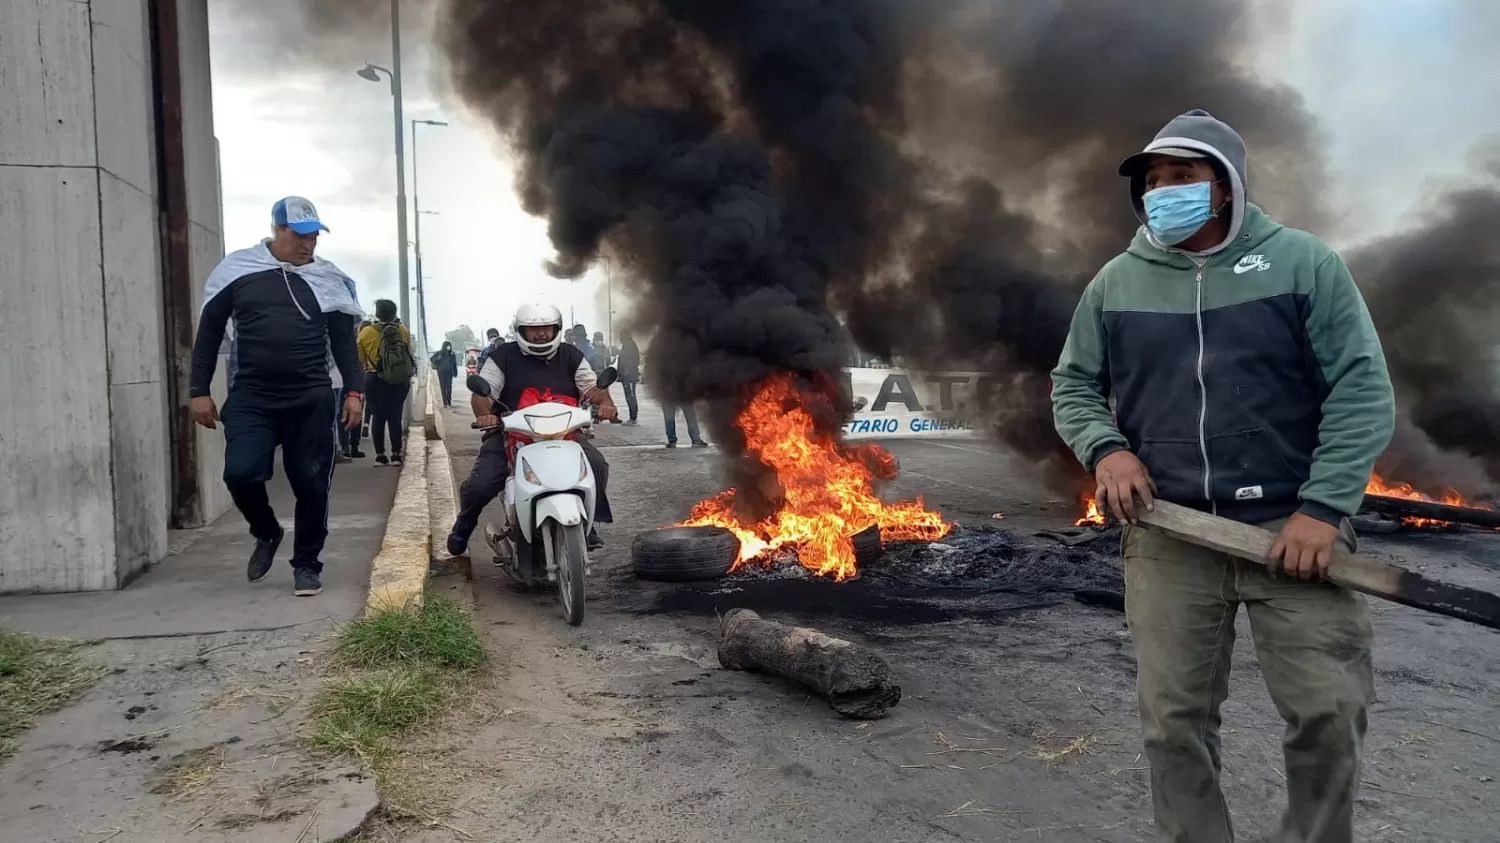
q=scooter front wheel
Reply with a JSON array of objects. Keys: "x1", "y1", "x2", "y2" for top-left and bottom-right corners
[{"x1": 553, "y1": 522, "x2": 587, "y2": 626}]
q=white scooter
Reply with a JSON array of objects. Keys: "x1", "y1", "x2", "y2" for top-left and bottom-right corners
[{"x1": 466, "y1": 369, "x2": 616, "y2": 626}]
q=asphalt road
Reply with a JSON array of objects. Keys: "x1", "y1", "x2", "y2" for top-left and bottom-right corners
[{"x1": 419, "y1": 391, "x2": 1500, "y2": 843}]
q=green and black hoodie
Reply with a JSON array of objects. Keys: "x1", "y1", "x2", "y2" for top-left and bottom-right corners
[{"x1": 1050, "y1": 111, "x2": 1396, "y2": 526}]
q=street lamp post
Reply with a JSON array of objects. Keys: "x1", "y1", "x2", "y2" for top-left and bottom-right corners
[
  {"x1": 356, "y1": 57, "x2": 410, "y2": 330},
  {"x1": 355, "y1": 0, "x2": 413, "y2": 422},
  {"x1": 412, "y1": 118, "x2": 447, "y2": 362}
]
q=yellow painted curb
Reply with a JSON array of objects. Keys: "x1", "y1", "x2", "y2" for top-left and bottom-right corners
[
  {"x1": 424, "y1": 370, "x2": 447, "y2": 442},
  {"x1": 426, "y1": 436, "x2": 470, "y2": 579},
  {"x1": 365, "y1": 428, "x2": 432, "y2": 616}
]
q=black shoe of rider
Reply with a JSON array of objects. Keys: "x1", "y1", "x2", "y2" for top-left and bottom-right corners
[
  {"x1": 446, "y1": 531, "x2": 470, "y2": 557},
  {"x1": 293, "y1": 567, "x2": 323, "y2": 597},
  {"x1": 587, "y1": 529, "x2": 604, "y2": 551},
  {"x1": 248, "y1": 527, "x2": 284, "y2": 583}
]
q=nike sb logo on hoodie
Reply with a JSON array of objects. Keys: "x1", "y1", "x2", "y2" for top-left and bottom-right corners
[{"x1": 1234, "y1": 254, "x2": 1272, "y2": 274}]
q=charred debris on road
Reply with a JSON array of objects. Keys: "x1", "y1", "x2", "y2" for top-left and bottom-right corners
[{"x1": 621, "y1": 523, "x2": 1126, "y2": 627}]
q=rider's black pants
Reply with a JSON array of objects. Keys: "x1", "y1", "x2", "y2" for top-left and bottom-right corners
[{"x1": 451, "y1": 432, "x2": 613, "y2": 541}]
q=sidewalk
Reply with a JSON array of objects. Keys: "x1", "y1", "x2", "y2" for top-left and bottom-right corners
[{"x1": 0, "y1": 456, "x2": 399, "y2": 842}]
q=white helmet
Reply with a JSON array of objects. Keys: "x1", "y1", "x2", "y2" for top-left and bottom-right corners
[{"x1": 512, "y1": 303, "x2": 565, "y2": 358}]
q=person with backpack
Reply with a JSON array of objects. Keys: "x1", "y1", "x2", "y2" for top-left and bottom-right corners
[{"x1": 358, "y1": 299, "x2": 415, "y2": 465}]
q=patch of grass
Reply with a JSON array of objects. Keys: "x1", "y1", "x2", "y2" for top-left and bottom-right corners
[
  {"x1": 333, "y1": 597, "x2": 484, "y2": 670},
  {"x1": 0, "y1": 630, "x2": 107, "y2": 758},
  {"x1": 308, "y1": 598, "x2": 484, "y2": 782},
  {"x1": 150, "y1": 746, "x2": 227, "y2": 799}
]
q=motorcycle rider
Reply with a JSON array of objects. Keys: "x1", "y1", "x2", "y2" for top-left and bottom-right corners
[{"x1": 447, "y1": 303, "x2": 619, "y2": 556}]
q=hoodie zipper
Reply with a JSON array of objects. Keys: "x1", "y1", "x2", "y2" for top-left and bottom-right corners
[{"x1": 1192, "y1": 258, "x2": 1213, "y2": 513}]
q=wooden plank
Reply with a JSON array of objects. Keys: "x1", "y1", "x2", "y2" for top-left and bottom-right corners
[{"x1": 1136, "y1": 500, "x2": 1500, "y2": 631}]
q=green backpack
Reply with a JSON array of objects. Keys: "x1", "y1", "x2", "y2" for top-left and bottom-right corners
[{"x1": 376, "y1": 323, "x2": 415, "y2": 384}]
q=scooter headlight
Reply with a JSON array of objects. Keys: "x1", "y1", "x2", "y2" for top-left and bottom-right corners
[
  {"x1": 523, "y1": 411, "x2": 571, "y2": 438},
  {"x1": 521, "y1": 457, "x2": 540, "y2": 485}
]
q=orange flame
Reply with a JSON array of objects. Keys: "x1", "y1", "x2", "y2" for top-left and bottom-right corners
[
  {"x1": 680, "y1": 375, "x2": 950, "y2": 581},
  {"x1": 1075, "y1": 497, "x2": 1106, "y2": 527},
  {"x1": 1364, "y1": 474, "x2": 1490, "y2": 528}
]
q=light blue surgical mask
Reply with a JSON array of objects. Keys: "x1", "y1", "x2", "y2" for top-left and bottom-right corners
[{"x1": 1142, "y1": 181, "x2": 1218, "y2": 246}]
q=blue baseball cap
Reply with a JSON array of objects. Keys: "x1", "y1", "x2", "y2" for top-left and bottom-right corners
[{"x1": 272, "y1": 196, "x2": 330, "y2": 235}]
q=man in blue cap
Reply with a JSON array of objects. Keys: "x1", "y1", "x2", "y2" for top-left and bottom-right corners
[{"x1": 190, "y1": 196, "x2": 365, "y2": 597}]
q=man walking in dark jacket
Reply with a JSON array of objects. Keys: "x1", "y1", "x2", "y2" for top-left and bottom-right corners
[
  {"x1": 190, "y1": 197, "x2": 364, "y2": 597},
  {"x1": 617, "y1": 329, "x2": 641, "y2": 425},
  {"x1": 1051, "y1": 110, "x2": 1395, "y2": 843},
  {"x1": 431, "y1": 341, "x2": 460, "y2": 407}
]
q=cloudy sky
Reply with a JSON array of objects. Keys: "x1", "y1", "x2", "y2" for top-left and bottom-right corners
[{"x1": 205, "y1": 0, "x2": 1498, "y2": 352}]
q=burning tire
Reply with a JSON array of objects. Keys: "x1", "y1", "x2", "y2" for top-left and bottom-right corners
[
  {"x1": 851, "y1": 525, "x2": 883, "y2": 568},
  {"x1": 632, "y1": 527, "x2": 741, "y2": 582}
]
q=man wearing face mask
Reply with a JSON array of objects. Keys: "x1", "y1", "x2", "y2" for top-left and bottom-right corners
[{"x1": 1051, "y1": 110, "x2": 1394, "y2": 843}]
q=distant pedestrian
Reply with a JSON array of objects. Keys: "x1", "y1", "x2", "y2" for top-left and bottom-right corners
[
  {"x1": 483, "y1": 326, "x2": 502, "y2": 357},
  {"x1": 663, "y1": 400, "x2": 707, "y2": 448},
  {"x1": 332, "y1": 312, "x2": 361, "y2": 464},
  {"x1": 431, "y1": 341, "x2": 459, "y2": 407},
  {"x1": 189, "y1": 196, "x2": 363, "y2": 597},
  {"x1": 357, "y1": 319, "x2": 374, "y2": 442},
  {"x1": 571, "y1": 325, "x2": 593, "y2": 361},
  {"x1": 618, "y1": 329, "x2": 641, "y2": 426},
  {"x1": 340, "y1": 319, "x2": 370, "y2": 458},
  {"x1": 358, "y1": 299, "x2": 415, "y2": 466}
]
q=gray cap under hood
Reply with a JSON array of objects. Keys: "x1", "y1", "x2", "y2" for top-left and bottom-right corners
[{"x1": 1118, "y1": 109, "x2": 1249, "y2": 255}]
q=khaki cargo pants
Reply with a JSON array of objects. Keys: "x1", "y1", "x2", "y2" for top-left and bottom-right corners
[{"x1": 1123, "y1": 519, "x2": 1375, "y2": 843}]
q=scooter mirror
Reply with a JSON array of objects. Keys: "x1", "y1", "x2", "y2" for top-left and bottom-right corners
[
  {"x1": 596, "y1": 366, "x2": 619, "y2": 389},
  {"x1": 466, "y1": 374, "x2": 491, "y2": 396}
]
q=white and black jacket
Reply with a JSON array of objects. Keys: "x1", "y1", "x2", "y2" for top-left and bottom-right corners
[{"x1": 190, "y1": 241, "x2": 364, "y2": 404}]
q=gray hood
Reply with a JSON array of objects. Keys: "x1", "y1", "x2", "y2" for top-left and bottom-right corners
[{"x1": 1118, "y1": 109, "x2": 1248, "y2": 256}]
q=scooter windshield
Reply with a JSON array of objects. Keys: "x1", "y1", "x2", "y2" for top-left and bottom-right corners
[{"x1": 523, "y1": 411, "x2": 573, "y2": 438}]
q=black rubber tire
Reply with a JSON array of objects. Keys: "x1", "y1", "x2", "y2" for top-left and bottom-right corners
[
  {"x1": 851, "y1": 525, "x2": 883, "y2": 567},
  {"x1": 632, "y1": 526, "x2": 741, "y2": 582}
]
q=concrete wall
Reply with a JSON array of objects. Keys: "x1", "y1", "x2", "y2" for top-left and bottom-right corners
[
  {"x1": 0, "y1": 0, "x2": 221, "y2": 592},
  {"x1": 177, "y1": 0, "x2": 231, "y2": 525}
]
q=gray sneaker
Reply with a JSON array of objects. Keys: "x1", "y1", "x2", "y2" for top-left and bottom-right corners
[
  {"x1": 247, "y1": 527, "x2": 284, "y2": 583},
  {"x1": 293, "y1": 567, "x2": 323, "y2": 597}
]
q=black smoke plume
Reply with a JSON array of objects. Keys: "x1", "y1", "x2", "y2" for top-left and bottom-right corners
[
  {"x1": 433, "y1": 0, "x2": 1500, "y2": 498},
  {"x1": 1350, "y1": 175, "x2": 1500, "y2": 492}
]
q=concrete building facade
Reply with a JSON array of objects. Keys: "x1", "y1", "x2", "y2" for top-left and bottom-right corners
[{"x1": 1, "y1": 0, "x2": 227, "y2": 592}]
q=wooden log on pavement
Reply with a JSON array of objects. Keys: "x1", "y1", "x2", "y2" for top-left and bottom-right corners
[
  {"x1": 1361, "y1": 494, "x2": 1500, "y2": 529},
  {"x1": 1136, "y1": 499, "x2": 1500, "y2": 632},
  {"x1": 717, "y1": 609, "x2": 902, "y2": 719}
]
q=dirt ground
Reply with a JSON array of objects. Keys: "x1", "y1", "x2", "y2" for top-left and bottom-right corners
[{"x1": 405, "y1": 398, "x2": 1500, "y2": 843}]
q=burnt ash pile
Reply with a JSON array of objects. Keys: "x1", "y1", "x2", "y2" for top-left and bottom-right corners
[{"x1": 619, "y1": 526, "x2": 1124, "y2": 628}]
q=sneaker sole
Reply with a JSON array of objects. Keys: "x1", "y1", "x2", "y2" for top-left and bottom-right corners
[
  {"x1": 294, "y1": 586, "x2": 323, "y2": 596},
  {"x1": 249, "y1": 568, "x2": 272, "y2": 584}
]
